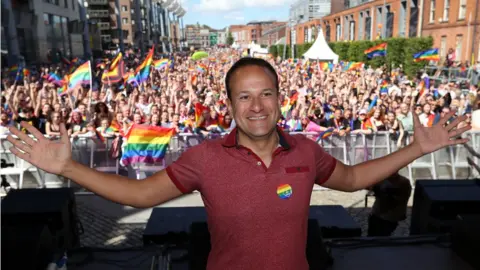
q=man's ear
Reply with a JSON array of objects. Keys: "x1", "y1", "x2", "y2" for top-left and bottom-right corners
[{"x1": 226, "y1": 98, "x2": 233, "y2": 114}]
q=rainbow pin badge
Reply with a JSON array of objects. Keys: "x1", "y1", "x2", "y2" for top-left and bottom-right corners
[{"x1": 277, "y1": 184, "x2": 293, "y2": 200}]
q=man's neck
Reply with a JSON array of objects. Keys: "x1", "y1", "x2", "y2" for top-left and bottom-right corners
[{"x1": 237, "y1": 129, "x2": 279, "y2": 156}]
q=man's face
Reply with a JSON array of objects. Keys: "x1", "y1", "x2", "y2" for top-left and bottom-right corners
[{"x1": 226, "y1": 65, "x2": 280, "y2": 139}]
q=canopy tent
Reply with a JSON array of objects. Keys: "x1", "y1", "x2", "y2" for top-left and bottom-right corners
[{"x1": 302, "y1": 28, "x2": 339, "y2": 64}]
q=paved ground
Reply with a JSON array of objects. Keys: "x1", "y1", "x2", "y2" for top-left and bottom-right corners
[{"x1": 76, "y1": 190, "x2": 414, "y2": 248}]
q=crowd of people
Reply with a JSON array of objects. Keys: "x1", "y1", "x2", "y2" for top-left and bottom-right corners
[{"x1": 1, "y1": 49, "x2": 480, "y2": 149}]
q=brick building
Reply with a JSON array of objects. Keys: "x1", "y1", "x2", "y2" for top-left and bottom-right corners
[
  {"x1": 230, "y1": 21, "x2": 285, "y2": 48},
  {"x1": 421, "y1": 0, "x2": 480, "y2": 63},
  {"x1": 259, "y1": 23, "x2": 287, "y2": 47}
]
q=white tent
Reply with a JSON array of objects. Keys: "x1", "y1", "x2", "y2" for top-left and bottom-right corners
[{"x1": 302, "y1": 28, "x2": 339, "y2": 64}]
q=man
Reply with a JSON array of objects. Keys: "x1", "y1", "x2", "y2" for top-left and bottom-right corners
[{"x1": 6, "y1": 58, "x2": 471, "y2": 270}]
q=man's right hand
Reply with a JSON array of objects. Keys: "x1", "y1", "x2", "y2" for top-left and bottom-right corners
[{"x1": 7, "y1": 121, "x2": 72, "y2": 176}]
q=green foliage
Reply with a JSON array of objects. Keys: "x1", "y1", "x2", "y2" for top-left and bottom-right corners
[
  {"x1": 267, "y1": 36, "x2": 433, "y2": 78},
  {"x1": 226, "y1": 32, "x2": 234, "y2": 46},
  {"x1": 327, "y1": 36, "x2": 434, "y2": 78},
  {"x1": 268, "y1": 45, "x2": 278, "y2": 58}
]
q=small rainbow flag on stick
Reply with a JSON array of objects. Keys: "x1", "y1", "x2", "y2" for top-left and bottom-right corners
[
  {"x1": 153, "y1": 59, "x2": 169, "y2": 70},
  {"x1": 67, "y1": 61, "x2": 92, "y2": 91},
  {"x1": 120, "y1": 125, "x2": 175, "y2": 166},
  {"x1": 413, "y1": 48, "x2": 440, "y2": 62},
  {"x1": 316, "y1": 128, "x2": 334, "y2": 143},
  {"x1": 364, "y1": 43, "x2": 387, "y2": 58}
]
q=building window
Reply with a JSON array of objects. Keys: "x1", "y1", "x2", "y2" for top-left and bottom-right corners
[
  {"x1": 122, "y1": 18, "x2": 128, "y2": 24},
  {"x1": 336, "y1": 23, "x2": 341, "y2": 41},
  {"x1": 440, "y1": 36, "x2": 447, "y2": 59},
  {"x1": 429, "y1": 0, "x2": 435, "y2": 23},
  {"x1": 349, "y1": 20, "x2": 355, "y2": 40},
  {"x1": 455, "y1": 35, "x2": 463, "y2": 60},
  {"x1": 132, "y1": 20, "x2": 135, "y2": 25},
  {"x1": 325, "y1": 25, "x2": 331, "y2": 42},
  {"x1": 122, "y1": 5, "x2": 128, "y2": 12},
  {"x1": 71, "y1": 0, "x2": 74, "y2": 10},
  {"x1": 458, "y1": 0, "x2": 466, "y2": 20},
  {"x1": 443, "y1": 0, "x2": 450, "y2": 21}
]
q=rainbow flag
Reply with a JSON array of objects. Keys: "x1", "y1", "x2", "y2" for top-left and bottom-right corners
[
  {"x1": 8, "y1": 65, "x2": 19, "y2": 76},
  {"x1": 318, "y1": 62, "x2": 328, "y2": 71},
  {"x1": 362, "y1": 119, "x2": 374, "y2": 130},
  {"x1": 346, "y1": 62, "x2": 364, "y2": 71},
  {"x1": 380, "y1": 81, "x2": 389, "y2": 94},
  {"x1": 316, "y1": 128, "x2": 334, "y2": 142},
  {"x1": 368, "y1": 96, "x2": 378, "y2": 112},
  {"x1": 196, "y1": 63, "x2": 207, "y2": 73},
  {"x1": 153, "y1": 59, "x2": 169, "y2": 70},
  {"x1": 135, "y1": 46, "x2": 154, "y2": 83},
  {"x1": 194, "y1": 103, "x2": 208, "y2": 126},
  {"x1": 364, "y1": 43, "x2": 387, "y2": 58},
  {"x1": 413, "y1": 48, "x2": 440, "y2": 62},
  {"x1": 120, "y1": 125, "x2": 175, "y2": 166},
  {"x1": 67, "y1": 61, "x2": 91, "y2": 91}
]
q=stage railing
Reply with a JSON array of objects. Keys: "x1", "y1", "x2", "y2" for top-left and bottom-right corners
[{"x1": 1, "y1": 131, "x2": 479, "y2": 189}]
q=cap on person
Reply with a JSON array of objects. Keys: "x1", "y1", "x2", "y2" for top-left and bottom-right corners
[{"x1": 359, "y1": 109, "x2": 367, "y2": 115}]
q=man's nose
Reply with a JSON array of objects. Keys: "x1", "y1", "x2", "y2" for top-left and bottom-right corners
[{"x1": 250, "y1": 97, "x2": 264, "y2": 112}]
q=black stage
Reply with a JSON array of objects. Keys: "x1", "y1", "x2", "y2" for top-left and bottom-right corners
[{"x1": 67, "y1": 235, "x2": 474, "y2": 270}]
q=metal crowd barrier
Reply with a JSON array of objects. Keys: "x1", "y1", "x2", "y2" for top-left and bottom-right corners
[{"x1": 1, "y1": 131, "x2": 479, "y2": 190}]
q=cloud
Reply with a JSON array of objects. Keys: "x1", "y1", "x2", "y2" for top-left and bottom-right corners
[
  {"x1": 223, "y1": 11, "x2": 245, "y2": 21},
  {"x1": 193, "y1": 0, "x2": 294, "y2": 12}
]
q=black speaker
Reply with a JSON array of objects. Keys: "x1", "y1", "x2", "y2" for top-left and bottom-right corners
[
  {"x1": 1, "y1": 188, "x2": 81, "y2": 250},
  {"x1": 410, "y1": 180, "x2": 480, "y2": 235},
  {"x1": 451, "y1": 214, "x2": 480, "y2": 270},
  {"x1": 1, "y1": 224, "x2": 55, "y2": 270},
  {"x1": 188, "y1": 219, "x2": 333, "y2": 270}
]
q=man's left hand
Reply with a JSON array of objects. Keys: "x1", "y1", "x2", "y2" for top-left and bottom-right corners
[{"x1": 412, "y1": 110, "x2": 471, "y2": 155}]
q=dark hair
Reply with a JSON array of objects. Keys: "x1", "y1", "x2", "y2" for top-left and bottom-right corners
[{"x1": 225, "y1": 57, "x2": 278, "y2": 100}]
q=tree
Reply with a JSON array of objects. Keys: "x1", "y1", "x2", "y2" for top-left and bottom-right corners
[{"x1": 226, "y1": 32, "x2": 234, "y2": 46}]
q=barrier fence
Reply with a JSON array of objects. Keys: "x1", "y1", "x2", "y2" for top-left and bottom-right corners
[{"x1": 1, "y1": 131, "x2": 479, "y2": 190}]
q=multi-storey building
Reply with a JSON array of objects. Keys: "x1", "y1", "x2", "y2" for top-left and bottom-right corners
[
  {"x1": 230, "y1": 21, "x2": 284, "y2": 48},
  {"x1": 289, "y1": 0, "x2": 332, "y2": 23},
  {"x1": 421, "y1": 0, "x2": 480, "y2": 63},
  {"x1": 2, "y1": 0, "x2": 85, "y2": 63}
]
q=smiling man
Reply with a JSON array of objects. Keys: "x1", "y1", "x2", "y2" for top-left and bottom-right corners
[{"x1": 6, "y1": 58, "x2": 471, "y2": 270}]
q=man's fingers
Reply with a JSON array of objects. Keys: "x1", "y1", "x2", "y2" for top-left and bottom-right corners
[
  {"x1": 8, "y1": 126, "x2": 36, "y2": 146},
  {"x1": 448, "y1": 125, "x2": 472, "y2": 138},
  {"x1": 6, "y1": 135, "x2": 32, "y2": 154},
  {"x1": 9, "y1": 147, "x2": 32, "y2": 163},
  {"x1": 411, "y1": 108, "x2": 421, "y2": 127},
  {"x1": 445, "y1": 115, "x2": 468, "y2": 131},
  {"x1": 59, "y1": 123, "x2": 70, "y2": 144},
  {"x1": 21, "y1": 122, "x2": 45, "y2": 142},
  {"x1": 448, "y1": 137, "x2": 470, "y2": 146}
]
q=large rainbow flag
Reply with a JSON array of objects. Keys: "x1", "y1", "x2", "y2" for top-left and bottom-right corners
[
  {"x1": 120, "y1": 125, "x2": 175, "y2": 166},
  {"x1": 364, "y1": 43, "x2": 387, "y2": 58},
  {"x1": 67, "y1": 61, "x2": 91, "y2": 91},
  {"x1": 413, "y1": 48, "x2": 440, "y2": 62}
]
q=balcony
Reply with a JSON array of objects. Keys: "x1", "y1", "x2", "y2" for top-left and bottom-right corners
[
  {"x1": 97, "y1": 22, "x2": 111, "y2": 30},
  {"x1": 88, "y1": 10, "x2": 109, "y2": 18},
  {"x1": 88, "y1": 0, "x2": 108, "y2": 5}
]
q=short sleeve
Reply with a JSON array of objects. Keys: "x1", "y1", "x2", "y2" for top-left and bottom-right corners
[
  {"x1": 313, "y1": 142, "x2": 337, "y2": 185},
  {"x1": 165, "y1": 142, "x2": 205, "y2": 194}
]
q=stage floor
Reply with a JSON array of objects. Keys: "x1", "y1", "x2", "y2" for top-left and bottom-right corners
[{"x1": 67, "y1": 237, "x2": 474, "y2": 270}]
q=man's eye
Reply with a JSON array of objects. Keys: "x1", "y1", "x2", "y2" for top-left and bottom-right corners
[{"x1": 239, "y1": 96, "x2": 249, "y2": 100}]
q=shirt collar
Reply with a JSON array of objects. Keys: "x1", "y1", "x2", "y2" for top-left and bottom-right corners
[{"x1": 222, "y1": 126, "x2": 292, "y2": 150}]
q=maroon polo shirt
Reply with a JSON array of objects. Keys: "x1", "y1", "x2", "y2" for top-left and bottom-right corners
[{"x1": 166, "y1": 127, "x2": 337, "y2": 270}]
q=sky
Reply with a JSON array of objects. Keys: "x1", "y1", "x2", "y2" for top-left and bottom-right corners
[{"x1": 180, "y1": 0, "x2": 295, "y2": 29}]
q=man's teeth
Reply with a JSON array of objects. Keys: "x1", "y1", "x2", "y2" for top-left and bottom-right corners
[{"x1": 248, "y1": 116, "x2": 267, "y2": 120}]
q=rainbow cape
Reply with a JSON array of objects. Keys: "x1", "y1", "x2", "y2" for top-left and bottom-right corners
[
  {"x1": 67, "y1": 61, "x2": 91, "y2": 91},
  {"x1": 120, "y1": 124, "x2": 175, "y2": 166},
  {"x1": 364, "y1": 43, "x2": 387, "y2": 58},
  {"x1": 413, "y1": 48, "x2": 440, "y2": 62}
]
